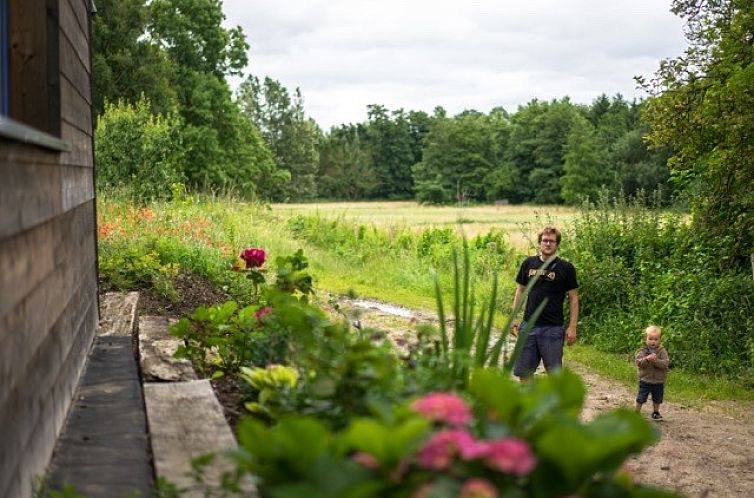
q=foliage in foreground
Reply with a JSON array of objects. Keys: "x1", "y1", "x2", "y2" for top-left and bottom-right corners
[{"x1": 225, "y1": 369, "x2": 674, "y2": 498}]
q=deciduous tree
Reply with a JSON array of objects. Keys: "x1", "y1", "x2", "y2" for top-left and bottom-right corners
[{"x1": 640, "y1": 0, "x2": 754, "y2": 268}]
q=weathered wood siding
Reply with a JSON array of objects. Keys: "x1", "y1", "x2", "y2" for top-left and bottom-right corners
[{"x1": 0, "y1": 1, "x2": 97, "y2": 497}]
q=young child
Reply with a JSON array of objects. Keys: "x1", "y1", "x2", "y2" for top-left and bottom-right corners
[{"x1": 635, "y1": 325, "x2": 670, "y2": 420}]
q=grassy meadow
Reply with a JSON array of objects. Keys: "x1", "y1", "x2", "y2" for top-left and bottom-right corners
[{"x1": 271, "y1": 201, "x2": 579, "y2": 251}]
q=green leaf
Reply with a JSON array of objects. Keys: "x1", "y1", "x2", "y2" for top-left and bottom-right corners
[
  {"x1": 469, "y1": 368, "x2": 523, "y2": 423},
  {"x1": 341, "y1": 417, "x2": 430, "y2": 464},
  {"x1": 535, "y1": 409, "x2": 656, "y2": 489}
]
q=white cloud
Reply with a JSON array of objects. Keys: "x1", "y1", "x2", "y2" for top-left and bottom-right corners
[{"x1": 222, "y1": 0, "x2": 688, "y2": 129}]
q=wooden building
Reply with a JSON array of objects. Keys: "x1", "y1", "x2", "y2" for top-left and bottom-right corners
[{"x1": 0, "y1": 1, "x2": 98, "y2": 496}]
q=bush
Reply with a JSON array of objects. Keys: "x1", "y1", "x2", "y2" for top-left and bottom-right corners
[
  {"x1": 98, "y1": 239, "x2": 180, "y2": 303},
  {"x1": 286, "y1": 214, "x2": 516, "y2": 278},
  {"x1": 567, "y1": 193, "x2": 754, "y2": 382},
  {"x1": 96, "y1": 97, "x2": 186, "y2": 202}
]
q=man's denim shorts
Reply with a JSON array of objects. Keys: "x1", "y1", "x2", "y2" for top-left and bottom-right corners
[
  {"x1": 512, "y1": 323, "x2": 565, "y2": 377},
  {"x1": 636, "y1": 381, "x2": 664, "y2": 404}
]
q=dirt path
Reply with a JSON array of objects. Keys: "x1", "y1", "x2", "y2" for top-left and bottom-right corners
[
  {"x1": 341, "y1": 298, "x2": 754, "y2": 498},
  {"x1": 572, "y1": 362, "x2": 754, "y2": 498}
]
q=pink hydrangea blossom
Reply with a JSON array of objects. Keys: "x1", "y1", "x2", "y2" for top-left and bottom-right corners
[
  {"x1": 459, "y1": 478, "x2": 498, "y2": 498},
  {"x1": 410, "y1": 392, "x2": 472, "y2": 426},
  {"x1": 240, "y1": 247, "x2": 267, "y2": 268},
  {"x1": 479, "y1": 437, "x2": 536, "y2": 476},
  {"x1": 416, "y1": 429, "x2": 478, "y2": 471}
]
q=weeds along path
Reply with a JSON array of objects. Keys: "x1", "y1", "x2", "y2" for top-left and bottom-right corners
[{"x1": 339, "y1": 298, "x2": 754, "y2": 498}]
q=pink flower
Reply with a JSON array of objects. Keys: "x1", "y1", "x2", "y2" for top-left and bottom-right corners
[
  {"x1": 240, "y1": 247, "x2": 267, "y2": 268},
  {"x1": 416, "y1": 429, "x2": 478, "y2": 471},
  {"x1": 411, "y1": 392, "x2": 472, "y2": 426},
  {"x1": 479, "y1": 438, "x2": 536, "y2": 476},
  {"x1": 459, "y1": 478, "x2": 498, "y2": 498},
  {"x1": 254, "y1": 306, "x2": 272, "y2": 321},
  {"x1": 351, "y1": 452, "x2": 379, "y2": 470}
]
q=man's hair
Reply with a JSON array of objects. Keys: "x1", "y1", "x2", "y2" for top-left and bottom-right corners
[
  {"x1": 645, "y1": 325, "x2": 662, "y2": 337},
  {"x1": 538, "y1": 226, "x2": 561, "y2": 244}
]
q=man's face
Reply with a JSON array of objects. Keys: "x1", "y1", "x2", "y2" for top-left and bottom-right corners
[{"x1": 539, "y1": 234, "x2": 558, "y2": 257}]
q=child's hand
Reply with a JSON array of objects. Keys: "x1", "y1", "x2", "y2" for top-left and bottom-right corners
[{"x1": 647, "y1": 353, "x2": 657, "y2": 362}]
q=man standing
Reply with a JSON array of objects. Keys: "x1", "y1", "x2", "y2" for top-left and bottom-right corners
[{"x1": 512, "y1": 226, "x2": 579, "y2": 380}]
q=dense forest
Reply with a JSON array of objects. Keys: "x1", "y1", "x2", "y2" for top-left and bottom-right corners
[{"x1": 92, "y1": 0, "x2": 671, "y2": 206}]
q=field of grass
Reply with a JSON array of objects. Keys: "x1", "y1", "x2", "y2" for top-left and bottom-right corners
[{"x1": 271, "y1": 201, "x2": 579, "y2": 251}]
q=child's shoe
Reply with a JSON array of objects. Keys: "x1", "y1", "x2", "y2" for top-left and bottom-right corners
[{"x1": 651, "y1": 411, "x2": 663, "y2": 421}]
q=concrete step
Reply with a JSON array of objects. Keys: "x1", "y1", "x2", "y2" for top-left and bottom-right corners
[
  {"x1": 46, "y1": 291, "x2": 152, "y2": 498},
  {"x1": 144, "y1": 380, "x2": 255, "y2": 497},
  {"x1": 47, "y1": 291, "x2": 256, "y2": 497},
  {"x1": 139, "y1": 315, "x2": 197, "y2": 382},
  {"x1": 139, "y1": 313, "x2": 256, "y2": 496},
  {"x1": 98, "y1": 291, "x2": 139, "y2": 337}
]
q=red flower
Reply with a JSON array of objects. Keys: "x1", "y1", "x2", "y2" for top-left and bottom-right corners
[
  {"x1": 254, "y1": 306, "x2": 273, "y2": 321},
  {"x1": 351, "y1": 452, "x2": 379, "y2": 470},
  {"x1": 240, "y1": 247, "x2": 267, "y2": 268}
]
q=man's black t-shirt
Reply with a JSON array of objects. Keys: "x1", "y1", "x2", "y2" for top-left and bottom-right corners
[{"x1": 515, "y1": 256, "x2": 578, "y2": 326}]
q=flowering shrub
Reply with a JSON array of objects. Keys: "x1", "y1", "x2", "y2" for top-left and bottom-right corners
[
  {"x1": 172, "y1": 247, "x2": 319, "y2": 378},
  {"x1": 223, "y1": 369, "x2": 679, "y2": 498},
  {"x1": 171, "y1": 301, "x2": 290, "y2": 377},
  {"x1": 237, "y1": 291, "x2": 405, "y2": 429}
]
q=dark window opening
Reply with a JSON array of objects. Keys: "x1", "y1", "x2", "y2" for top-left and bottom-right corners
[{"x1": 3, "y1": 0, "x2": 60, "y2": 136}]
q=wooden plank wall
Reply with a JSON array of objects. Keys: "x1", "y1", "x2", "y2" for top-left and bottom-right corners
[{"x1": 0, "y1": 1, "x2": 97, "y2": 497}]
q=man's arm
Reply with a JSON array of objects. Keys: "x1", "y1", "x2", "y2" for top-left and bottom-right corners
[
  {"x1": 565, "y1": 288, "x2": 579, "y2": 345},
  {"x1": 511, "y1": 284, "x2": 525, "y2": 335}
]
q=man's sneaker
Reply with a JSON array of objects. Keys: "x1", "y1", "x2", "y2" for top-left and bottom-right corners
[{"x1": 651, "y1": 411, "x2": 663, "y2": 421}]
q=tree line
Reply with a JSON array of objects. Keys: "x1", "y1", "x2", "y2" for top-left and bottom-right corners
[
  {"x1": 94, "y1": 0, "x2": 753, "y2": 271},
  {"x1": 92, "y1": 0, "x2": 671, "y2": 206}
]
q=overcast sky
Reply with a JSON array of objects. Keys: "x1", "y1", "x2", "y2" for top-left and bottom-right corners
[{"x1": 221, "y1": 1, "x2": 688, "y2": 130}]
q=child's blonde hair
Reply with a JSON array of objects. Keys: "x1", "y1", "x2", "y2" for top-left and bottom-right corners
[{"x1": 645, "y1": 324, "x2": 662, "y2": 338}]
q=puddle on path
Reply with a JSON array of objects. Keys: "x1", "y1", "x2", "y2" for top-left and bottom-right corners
[{"x1": 347, "y1": 299, "x2": 417, "y2": 319}]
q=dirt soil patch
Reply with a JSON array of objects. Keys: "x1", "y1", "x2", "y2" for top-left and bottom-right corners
[{"x1": 135, "y1": 272, "x2": 232, "y2": 318}]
